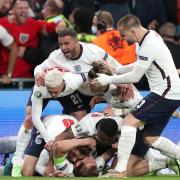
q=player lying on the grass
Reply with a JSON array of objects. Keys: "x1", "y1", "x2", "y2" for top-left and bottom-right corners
[
  {"x1": 36, "y1": 137, "x2": 99, "y2": 177},
  {"x1": 20, "y1": 114, "x2": 78, "y2": 176},
  {"x1": 37, "y1": 112, "x2": 180, "y2": 177},
  {"x1": 1, "y1": 112, "x2": 180, "y2": 177}
]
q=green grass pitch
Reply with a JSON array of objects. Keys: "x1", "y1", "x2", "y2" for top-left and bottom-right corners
[{"x1": 0, "y1": 176, "x2": 180, "y2": 180}]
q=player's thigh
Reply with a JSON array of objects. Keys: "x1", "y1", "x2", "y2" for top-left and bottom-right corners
[
  {"x1": 24, "y1": 127, "x2": 45, "y2": 158},
  {"x1": 22, "y1": 155, "x2": 38, "y2": 176},
  {"x1": 131, "y1": 92, "x2": 180, "y2": 125}
]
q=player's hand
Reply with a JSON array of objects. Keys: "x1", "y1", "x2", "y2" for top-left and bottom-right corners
[
  {"x1": 91, "y1": 73, "x2": 111, "y2": 89},
  {"x1": 116, "y1": 84, "x2": 134, "y2": 102},
  {"x1": 44, "y1": 163, "x2": 55, "y2": 177},
  {"x1": 35, "y1": 73, "x2": 45, "y2": 86},
  {"x1": 1, "y1": 74, "x2": 11, "y2": 84},
  {"x1": 55, "y1": 170, "x2": 70, "y2": 177},
  {"x1": 86, "y1": 137, "x2": 97, "y2": 149},
  {"x1": 44, "y1": 140, "x2": 54, "y2": 151},
  {"x1": 89, "y1": 95, "x2": 105, "y2": 108}
]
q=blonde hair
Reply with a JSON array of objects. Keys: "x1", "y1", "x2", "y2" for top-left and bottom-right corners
[{"x1": 45, "y1": 69, "x2": 63, "y2": 88}]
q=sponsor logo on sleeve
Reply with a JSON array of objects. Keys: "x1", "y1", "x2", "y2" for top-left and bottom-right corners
[{"x1": 138, "y1": 55, "x2": 148, "y2": 61}]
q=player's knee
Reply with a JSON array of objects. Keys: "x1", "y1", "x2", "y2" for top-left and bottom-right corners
[{"x1": 122, "y1": 113, "x2": 140, "y2": 128}]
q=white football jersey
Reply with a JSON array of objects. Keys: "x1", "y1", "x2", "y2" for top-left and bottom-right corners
[
  {"x1": 137, "y1": 30, "x2": 180, "y2": 99},
  {"x1": 34, "y1": 42, "x2": 121, "y2": 75},
  {"x1": 34, "y1": 42, "x2": 121, "y2": 96},
  {"x1": 0, "y1": 25, "x2": 13, "y2": 47},
  {"x1": 35, "y1": 114, "x2": 77, "y2": 176},
  {"x1": 43, "y1": 114, "x2": 78, "y2": 139},
  {"x1": 71, "y1": 112, "x2": 123, "y2": 137},
  {"x1": 31, "y1": 72, "x2": 84, "y2": 142},
  {"x1": 105, "y1": 84, "x2": 142, "y2": 110}
]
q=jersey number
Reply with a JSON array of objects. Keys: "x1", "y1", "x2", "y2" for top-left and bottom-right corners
[
  {"x1": 135, "y1": 100, "x2": 146, "y2": 109},
  {"x1": 62, "y1": 119, "x2": 75, "y2": 128}
]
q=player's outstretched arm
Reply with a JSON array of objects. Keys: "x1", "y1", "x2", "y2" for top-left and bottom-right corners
[
  {"x1": 115, "y1": 63, "x2": 136, "y2": 75},
  {"x1": 91, "y1": 63, "x2": 147, "y2": 87}
]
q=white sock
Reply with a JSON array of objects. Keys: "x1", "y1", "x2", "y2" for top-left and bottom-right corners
[
  {"x1": 12, "y1": 125, "x2": 32, "y2": 166},
  {"x1": 115, "y1": 125, "x2": 137, "y2": 172},
  {"x1": 148, "y1": 159, "x2": 166, "y2": 172},
  {"x1": 152, "y1": 137, "x2": 180, "y2": 159}
]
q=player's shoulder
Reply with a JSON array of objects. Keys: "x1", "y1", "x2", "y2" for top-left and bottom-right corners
[
  {"x1": 146, "y1": 30, "x2": 163, "y2": 45},
  {"x1": 81, "y1": 42, "x2": 104, "y2": 52},
  {"x1": 43, "y1": 114, "x2": 78, "y2": 123},
  {"x1": 49, "y1": 49, "x2": 62, "y2": 56}
]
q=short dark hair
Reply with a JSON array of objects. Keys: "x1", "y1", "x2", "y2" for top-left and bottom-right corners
[
  {"x1": 57, "y1": 28, "x2": 77, "y2": 38},
  {"x1": 96, "y1": 118, "x2": 118, "y2": 137}
]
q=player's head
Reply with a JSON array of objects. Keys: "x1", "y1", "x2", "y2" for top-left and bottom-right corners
[
  {"x1": 88, "y1": 61, "x2": 112, "y2": 92},
  {"x1": 68, "y1": 144, "x2": 93, "y2": 164},
  {"x1": 13, "y1": 0, "x2": 29, "y2": 23},
  {"x1": 117, "y1": 14, "x2": 141, "y2": 45},
  {"x1": 73, "y1": 156, "x2": 98, "y2": 177},
  {"x1": 45, "y1": 68, "x2": 64, "y2": 98},
  {"x1": 96, "y1": 118, "x2": 118, "y2": 144},
  {"x1": 57, "y1": 28, "x2": 80, "y2": 59}
]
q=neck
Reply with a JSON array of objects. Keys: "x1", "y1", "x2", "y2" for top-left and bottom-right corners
[
  {"x1": 137, "y1": 27, "x2": 148, "y2": 43},
  {"x1": 71, "y1": 44, "x2": 81, "y2": 60}
]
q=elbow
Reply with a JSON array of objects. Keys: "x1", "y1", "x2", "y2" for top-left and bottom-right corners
[{"x1": 52, "y1": 141, "x2": 65, "y2": 155}]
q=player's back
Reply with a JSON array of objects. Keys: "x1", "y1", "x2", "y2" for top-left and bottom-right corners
[
  {"x1": 138, "y1": 30, "x2": 180, "y2": 99},
  {"x1": 43, "y1": 114, "x2": 78, "y2": 139},
  {"x1": 71, "y1": 112, "x2": 123, "y2": 137}
]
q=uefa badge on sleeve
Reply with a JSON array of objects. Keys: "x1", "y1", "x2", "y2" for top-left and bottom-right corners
[
  {"x1": 75, "y1": 124, "x2": 82, "y2": 132},
  {"x1": 34, "y1": 91, "x2": 42, "y2": 98}
]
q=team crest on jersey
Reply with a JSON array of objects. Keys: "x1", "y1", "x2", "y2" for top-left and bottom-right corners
[
  {"x1": 75, "y1": 124, "x2": 82, "y2": 132},
  {"x1": 19, "y1": 33, "x2": 29, "y2": 44},
  {"x1": 138, "y1": 55, "x2": 148, "y2": 61},
  {"x1": 34, "y1": 91, "x2": 42, "y2": 98},
  {"x1": 73, "y1": 65, "x2": 81, "y2": 72}
]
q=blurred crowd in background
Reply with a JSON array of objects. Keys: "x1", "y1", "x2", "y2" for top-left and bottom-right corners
[{"x1": 0, "y1": 0, "x2": 180, "y2": 90}]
